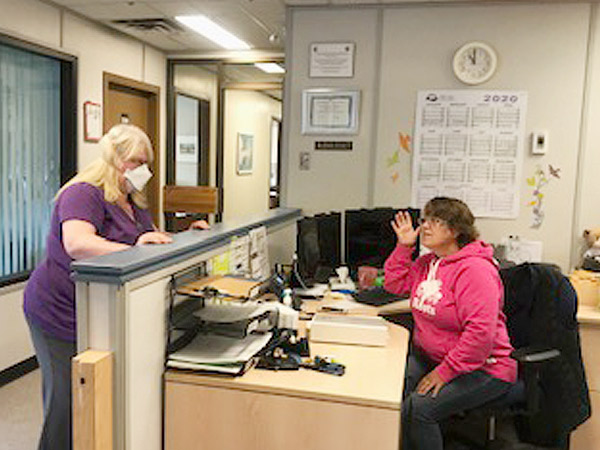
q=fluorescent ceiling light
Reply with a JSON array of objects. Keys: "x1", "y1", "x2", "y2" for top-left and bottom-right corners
[
  {"x1": 175, "y1": 15, "x2": 251, "y2": 50},
  {"x1": 254, "y1": 63, "x2": 285, "y2": 74}
]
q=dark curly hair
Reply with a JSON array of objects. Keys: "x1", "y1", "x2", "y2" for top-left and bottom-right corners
[{"x1": 423, "y1": 197, "x2": 479, "y2": 248}]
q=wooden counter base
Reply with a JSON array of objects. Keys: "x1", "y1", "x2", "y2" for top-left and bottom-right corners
[{"x1": 164, "y1": 321, "x2": 409, "y2": 450}]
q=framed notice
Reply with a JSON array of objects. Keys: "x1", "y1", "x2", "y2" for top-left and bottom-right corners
[
  {"x1": 237, "y1": 133, "x2": 254, "y2": 175},
  {"x1": 83, "y1": 101, "x2": 102, "y2": 142},
  {"x1": 302, "y1": 89, "x2": 360, "y2": 135},
  {"x1": 310, "y1": 42, "x2": 355, "y2": 78}
]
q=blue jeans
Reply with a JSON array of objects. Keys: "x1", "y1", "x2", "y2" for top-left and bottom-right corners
[
  {"x1": 402, "y1": 349, "x2": 512, "y2": 450},
  {"x1": 26, "y1": 317, "x2": 76, "y2": 450}
]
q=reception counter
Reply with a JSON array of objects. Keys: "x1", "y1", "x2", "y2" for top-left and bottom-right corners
[{"x1": 72, "y1": 208, "x2": 302, "y2": 450}]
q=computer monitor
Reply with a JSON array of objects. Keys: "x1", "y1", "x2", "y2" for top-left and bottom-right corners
[{"x1": 345, "y1": 208, "x2": 420, "y2": 277}]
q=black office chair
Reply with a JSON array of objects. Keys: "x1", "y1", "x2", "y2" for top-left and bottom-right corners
[{"x1": 447, "y1": 263, "x2": 591, "y2": 449}]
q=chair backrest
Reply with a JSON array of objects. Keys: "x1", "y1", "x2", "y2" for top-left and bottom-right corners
[
  {"x1": 163, "y1": 185, "x2": 218, "y2": 215},
  {"x1": 499, "y1": 263, "x2": 590, "y2": 444},
  {"x1": 499, "y1": 262, "x2": 577, "y2": 349}
]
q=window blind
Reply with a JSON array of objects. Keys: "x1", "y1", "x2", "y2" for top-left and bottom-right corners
[{"x1": 0, "y1": 43, "x2": 61, "y2": 280}]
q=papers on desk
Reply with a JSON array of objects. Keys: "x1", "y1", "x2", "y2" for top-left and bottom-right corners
[
  {"x1": 249, "y1": 226, "x2": 270, "y2": 280},
  {"x1": 294, "y1": 284, "x2": 329, "y2": 298},
  {"x1": 230, "y1": 235, "x2": 251, "y2": 276},
  {"x1": 193, "y1": 303, "x2": 277, "y2": 337},
  {"x1": 167, "y1": 331, "x2": 273, "y2": 376},
  {"x1": 177, "y1": 275, "x2": 265, "y2": 300}
]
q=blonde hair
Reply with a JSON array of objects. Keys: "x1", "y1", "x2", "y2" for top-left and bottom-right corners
[{"x1": 57, "y1": 124, "x2": 154, "y2": 208}]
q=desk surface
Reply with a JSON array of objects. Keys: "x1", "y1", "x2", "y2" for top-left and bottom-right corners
[
  {"x1": 165, "y1": 302, "x2": 410, "y2": 410},
  {"x1": 578, "y1": 304, "x2": 600, "y2": 325}
]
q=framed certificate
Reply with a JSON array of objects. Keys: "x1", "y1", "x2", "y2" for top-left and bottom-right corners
[
  {"x1": 309, "y1": 42, "x2": 355, "y2": 78},
  {"x1": 302, "y1": 89, "x2": 360, "y2": 135},
  {"x1": 83, "y1": 101, "x2": 102, "y2": 142}
]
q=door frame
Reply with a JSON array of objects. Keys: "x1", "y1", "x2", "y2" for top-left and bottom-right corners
[
  {"x1": 103, "y1": 72, "x2": 161, "y2": 224},
  {"x1": 172, "y1": 90, "x2": 211, "y2": 186}
]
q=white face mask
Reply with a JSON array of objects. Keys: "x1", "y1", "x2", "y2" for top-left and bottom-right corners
[{"x1": 124, "y1": 163, "x2": 152, "y2": 192}]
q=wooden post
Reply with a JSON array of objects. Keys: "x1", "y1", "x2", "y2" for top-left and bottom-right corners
[{"x1": 72, "y1": 350, "x2": 113, "y2": 450}]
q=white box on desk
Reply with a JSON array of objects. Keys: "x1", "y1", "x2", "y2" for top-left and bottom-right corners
[{"x1": 309, "y1": 314, "x2": 389, "y2": 347}]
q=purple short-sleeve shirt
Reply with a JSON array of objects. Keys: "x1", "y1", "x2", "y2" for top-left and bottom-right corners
[{"x1": 23, "y1": 182, "x2": 154, "y2": 341}]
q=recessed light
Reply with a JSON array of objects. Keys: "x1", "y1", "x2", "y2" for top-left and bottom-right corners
[
  {"x1": 254, "y1": 63, "x2": 285, "y2": 74},
  {"x1": 175, "y1": 15, "x2": 251, "y2": 50}
]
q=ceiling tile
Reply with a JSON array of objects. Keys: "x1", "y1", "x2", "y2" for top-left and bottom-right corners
[
  {"x1": 283, "y1": 0, "x2": 329, "y2": 5},
  {"x1": 69, "y1": 2, "x2": 163, "y2": 20}
]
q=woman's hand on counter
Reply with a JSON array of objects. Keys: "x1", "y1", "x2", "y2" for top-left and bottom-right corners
[
  {"x1": 136, "y1": 231, "x2": 173, "y2": 245},
  {"x1": 189, "y1": 220, "x2": 210, "y2": 230}
]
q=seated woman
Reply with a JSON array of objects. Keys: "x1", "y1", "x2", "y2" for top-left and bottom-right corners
[{"x1": 384, "y1": 197, "x2": 516, "y2": 450}]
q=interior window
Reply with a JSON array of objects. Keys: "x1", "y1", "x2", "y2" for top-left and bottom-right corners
[{"x1": 0, "y1": 38, "x2": 76, "y2": 286}]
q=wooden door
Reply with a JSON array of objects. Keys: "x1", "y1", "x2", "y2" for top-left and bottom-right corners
[{"x1": 103, "y1": 73, "x2": 160, "y2": 224}]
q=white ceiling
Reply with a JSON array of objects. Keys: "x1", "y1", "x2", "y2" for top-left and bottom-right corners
[
  {"x1": 45, "y1": 0, "x2": 578, "y2": 54},
  {"x1": 46, "y1": 0, "x2": 580, "y2": 55},
  {"x1": 49, "y1": 0, "x2": 289, "y2": 53},
  {"x1": 46, "y1": 0, "x2": 582, "y2": 93}
]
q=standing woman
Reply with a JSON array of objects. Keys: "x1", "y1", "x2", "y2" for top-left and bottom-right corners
[
  {"x1": 23, "y1": 124, "x2": 182, "y2": 450},
  {"x1": 384, "y1": 197, "x2": 516, "y2": 450}
]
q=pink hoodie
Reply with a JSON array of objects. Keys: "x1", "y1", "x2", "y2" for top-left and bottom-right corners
[{"x1": 384, "y1": 240, "x2": 517, "y2": 383}]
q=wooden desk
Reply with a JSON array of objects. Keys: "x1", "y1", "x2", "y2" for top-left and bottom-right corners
[
  {"x1": 164, "y1": 308, "x2": 409, "y2": 450},
  {"x1": 572, "y1": 305, "x2": 600, "y2": 449}
]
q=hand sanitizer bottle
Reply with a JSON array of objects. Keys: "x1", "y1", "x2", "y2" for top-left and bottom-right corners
[{"x1": 282, "y1": 288, "x2": 293, "y2": 307}]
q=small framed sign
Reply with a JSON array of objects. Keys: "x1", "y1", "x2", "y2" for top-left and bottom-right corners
[
  {"x1": 310, "y1": 42, "x2": 355, "y2": 78},
  {"x1": 302, "y1": 89, "x2": 360, "y2": 135},
  {"x1": 83, "y1": 101, "x2": 102, "y2": 142},
  {"x1": 237, "y1": 133, "x2": 254, "y2": 175}
]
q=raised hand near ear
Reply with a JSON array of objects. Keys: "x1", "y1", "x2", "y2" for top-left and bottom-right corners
[{"x1": 391, "y1": 211, "x2": 419, "y2": 248}]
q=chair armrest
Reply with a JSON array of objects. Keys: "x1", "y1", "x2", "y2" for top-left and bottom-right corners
[
  {"x1": 510, "y1": 346, "x2": 561, "y2": 416},
  {"x1": 511, "y1": 347, "x2": 561, "y2": 364}
]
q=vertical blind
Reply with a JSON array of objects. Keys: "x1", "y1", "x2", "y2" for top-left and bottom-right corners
[{"x1": 0, "y1": 43, "x2": 61, "y2": 280}]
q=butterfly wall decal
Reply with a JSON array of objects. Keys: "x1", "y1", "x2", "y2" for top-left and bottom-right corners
[
  {"x1": 387, "y1": 151, "x2": 399, "y2": 167},
  {"x1": 399, "y1": 133, "x2": 411, "y2": 153}
]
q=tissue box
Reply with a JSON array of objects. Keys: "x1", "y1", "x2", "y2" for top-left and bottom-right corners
[{"x1": 309, "y1": 314, "x2": 389, "y2": 346}]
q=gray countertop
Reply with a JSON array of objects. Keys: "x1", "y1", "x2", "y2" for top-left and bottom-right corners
[{"x1": 72, "y1": 207, "x2": 302, "y2": 284}]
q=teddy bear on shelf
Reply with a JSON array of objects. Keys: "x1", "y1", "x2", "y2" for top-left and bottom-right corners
[{"x1": 582, "y1": 228, "x2": 600, "y2": 271}]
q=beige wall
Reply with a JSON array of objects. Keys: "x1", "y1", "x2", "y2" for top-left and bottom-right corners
[
  {"x1": 0, "y1": 0, "x2": 167, "y2": 371},
  {"x1": 285, "y1": 8, "x2": 380, "y2": 214},
  {"x1": 285, "y1": 3, "x2": 593, "y2": 271},
  {"x1": 223, "y1": 90, "x2": 281, "y2": 221}
]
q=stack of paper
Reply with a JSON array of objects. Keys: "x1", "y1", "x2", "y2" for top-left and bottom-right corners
[
  {"x1": 167, "y1": 331, "x2": 273, "y2": 375},
  {"x1": 177, "y1": 275, "x2": 265, "y2": 300},
  {"x1": 249, "y1": 226, "x2": 270, "y2": 280},
  {"x1": 193, "y1": 303, "x2": 277, "y2": 338}
]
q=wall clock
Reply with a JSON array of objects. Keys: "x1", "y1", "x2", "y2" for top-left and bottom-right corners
[{"x1": 452, "y1": 41, "x2": 498, "y2": 85}]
